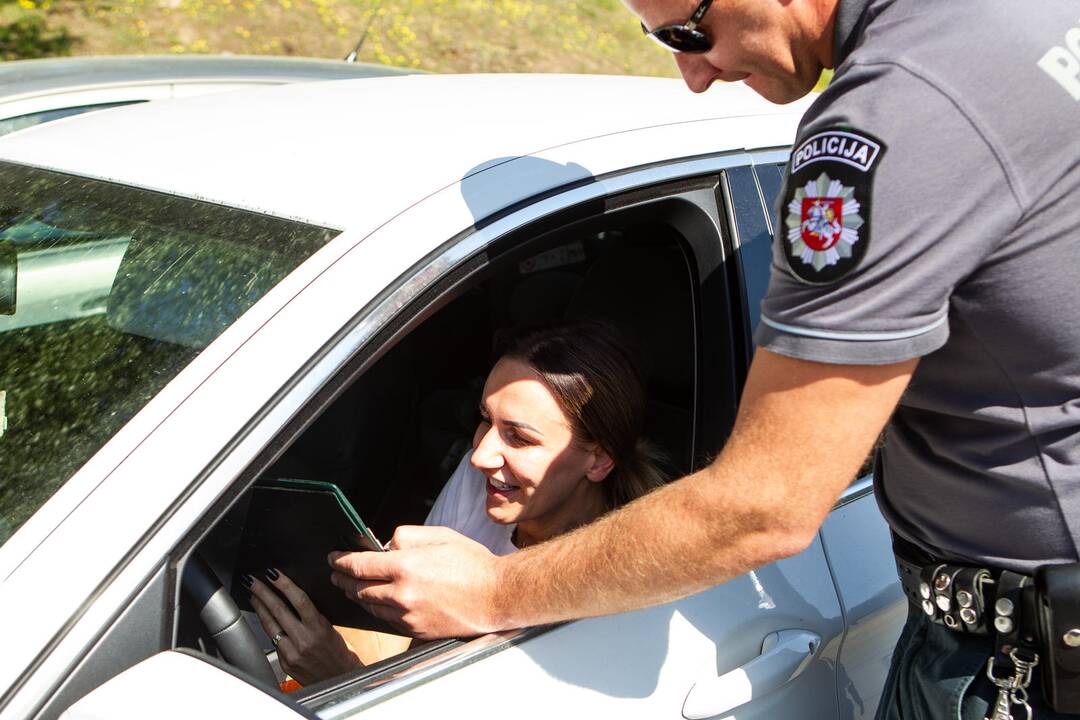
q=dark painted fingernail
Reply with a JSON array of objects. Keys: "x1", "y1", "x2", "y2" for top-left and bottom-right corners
[
  {"x1": 239, "y1": 574, "x2": 254, "y2": 589},
  {"x1": 265, "y1": 567, "x2": 280, "y2": 582}
]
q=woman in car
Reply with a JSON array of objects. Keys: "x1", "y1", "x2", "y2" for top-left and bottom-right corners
[{"x1": 244, "y1": 321, "x2": 667, "y2": 685}]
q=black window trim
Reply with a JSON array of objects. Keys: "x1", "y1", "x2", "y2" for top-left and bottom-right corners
[{"x1": 724, "y1": 148, "x2": 874, "y2": 507}]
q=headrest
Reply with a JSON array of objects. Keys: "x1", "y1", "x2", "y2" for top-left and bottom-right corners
[
  {"x1": 106, "y1": 234, "x2": 297, "y2": 349},
  {"x1": 507, "y1": 270, "x2": 582, "y2": 326},
  {"x1": 566, "y1": 244, "x2": 694, "y2": 397}
]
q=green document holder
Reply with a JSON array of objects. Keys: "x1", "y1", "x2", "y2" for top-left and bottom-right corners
[{"x1": 231, "y1": 478, "x2": 391, "y2": 631}]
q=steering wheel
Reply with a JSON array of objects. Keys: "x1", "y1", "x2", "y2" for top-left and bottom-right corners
[{"x1": 181, "y1": 554, "x2": 279, "y2": 687}]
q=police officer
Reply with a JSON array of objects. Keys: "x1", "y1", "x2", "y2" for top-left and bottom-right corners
[{"x1": 329, "y1": 1, "x2": 1080, "y2": 718}]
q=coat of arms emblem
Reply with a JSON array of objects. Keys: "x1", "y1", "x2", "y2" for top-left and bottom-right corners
[{"x1": 785, "y1": 172, "x2": 864, "y2": 273}]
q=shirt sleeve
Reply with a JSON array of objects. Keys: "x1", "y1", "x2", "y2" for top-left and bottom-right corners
[{"x1": 754, "y1": 60, "x2": 1023, "y2": 364}]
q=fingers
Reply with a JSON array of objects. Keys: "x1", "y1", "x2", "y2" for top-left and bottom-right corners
[
  {"x1": 326, "y1": 527, "x2": 474, "y2": 576},
  {"x1": 250, "y1": 594, "x2": 282, "y2": 640},
  {"x1": 324, "y1": 529, "x2": 498, "y2": 639},
  {"x1": 251, "y1": 594, "x2": 299, "y2": 672},
  {"x1": 387, "y1": 525, "x2": 467, "y2": 550},
  {"x1": 263, "y1": 569, "x2": 323, "y2": 626},
  {"x1": 247, "y1": 574, "x2": 305, "y2": 639},
  {"x1": 327, "y1": 572, "x2": 409, "y2": 632},
  {"x1": 328, "y1": 550, "x2": 398, "y2": 580},
  {"x1": 247, "y1": 570, "x2": 364, "y2": 686},
  {"x1": 254, "y1": 605, "x2": 298, "y2": 677},
  {"x1": 330, "y1": 573, "x2": 399, "y2": 606}
]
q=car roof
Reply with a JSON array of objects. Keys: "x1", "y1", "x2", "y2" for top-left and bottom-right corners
[
  {"x1": 0, "y1": 73, "x2": 808, "y2": 231},
  {"x1": 0, "y1": 54, "x2": 413, "y2": 101}
]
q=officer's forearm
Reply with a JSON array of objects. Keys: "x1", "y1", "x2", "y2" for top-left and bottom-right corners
[
  {"x1": 489, "y1": 350, "x2": 916, "y2": 629},
  {"x1": 492, "y1": 464, "x2": 802, "y2": 627}
]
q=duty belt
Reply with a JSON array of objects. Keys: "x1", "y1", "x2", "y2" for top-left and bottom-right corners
[
  {"x1": 893, "y1": 536, "x2": 1080, "y2": 717},
  {"x1": 894, "y1": 536, "x2": 1038, "y2": 650}
]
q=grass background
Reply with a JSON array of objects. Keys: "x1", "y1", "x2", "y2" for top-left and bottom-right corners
[{"x1": 0, "y1": 0, "x2": 682, "y2": 76}]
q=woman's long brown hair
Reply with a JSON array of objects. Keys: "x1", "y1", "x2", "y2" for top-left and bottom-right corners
[{"x1": 496, "y1": 321, "x2": 667, "y2": 510}]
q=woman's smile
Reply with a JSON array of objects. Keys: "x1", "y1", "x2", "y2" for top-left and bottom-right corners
[
  {"x1": 470, "y1": 357, "x2": 609, "y2": 539},
  {"x1": 485, "y1": 475, "x2": 520, "y2": 497}
]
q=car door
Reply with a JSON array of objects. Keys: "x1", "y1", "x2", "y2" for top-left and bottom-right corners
[{"x1": 725, "y1": 153, "x2": 907, "y2": 720}]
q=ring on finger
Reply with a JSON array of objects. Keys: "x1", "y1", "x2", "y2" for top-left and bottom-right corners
[{"x1": 272, "y1": 631, "x2": 286, "y2": 647}]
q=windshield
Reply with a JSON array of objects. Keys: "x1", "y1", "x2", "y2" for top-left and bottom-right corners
[{"x1": 0, "y1": 161, "x2": 336, "y2": 546}]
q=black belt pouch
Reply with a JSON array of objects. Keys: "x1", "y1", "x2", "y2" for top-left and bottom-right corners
[{"x1": 1035, "y1": 563, "x2": 1080, "y2": 714}]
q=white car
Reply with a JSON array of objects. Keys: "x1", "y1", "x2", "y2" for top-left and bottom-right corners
[
  {"x1": 0, "y1": 55, "x2": 413, "y2": 137},
  {"x1": 0, "y1": 73, "x2": 905, "y2": 720}
]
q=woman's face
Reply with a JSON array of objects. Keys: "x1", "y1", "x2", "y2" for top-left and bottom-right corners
[{"x1": 471, "y1": 357, "x2": 613, "y2": 534}]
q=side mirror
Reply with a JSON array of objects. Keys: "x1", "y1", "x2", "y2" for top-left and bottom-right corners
[
  {"x1": 0, "y1": 239, "x2": 15, "y2": 316},
  {"x1": 61, "y1": 651, "x2": 312, "y2": 720}
]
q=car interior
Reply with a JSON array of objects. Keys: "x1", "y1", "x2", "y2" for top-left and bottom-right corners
[
  {"x1": 265, "y1": 224, "x2": 697, "y2": 540},
  {"x1": 177, "y1": 211, "x2": 708, "y2": 691},
  {"x1": 166, "y1": 183, "x2": 751, "y2": 708}
]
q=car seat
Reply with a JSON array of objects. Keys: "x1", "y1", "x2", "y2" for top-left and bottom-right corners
[{"x1": 565, "y1": 240, "x2": 695, "y2": 476}]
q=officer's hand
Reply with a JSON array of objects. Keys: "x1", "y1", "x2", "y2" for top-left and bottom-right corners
[{"x1": 329, "y1": 526, "x2": 502, "y2": 640}]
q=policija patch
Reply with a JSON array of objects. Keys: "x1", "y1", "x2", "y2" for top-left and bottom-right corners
[{"x1": 781, "y1": 128, "x2": 885, "y2": 284}]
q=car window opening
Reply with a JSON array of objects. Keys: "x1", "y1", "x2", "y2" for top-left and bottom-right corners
[{"x1": 179, "y1": 215, "x2": 701, "y2": 699}]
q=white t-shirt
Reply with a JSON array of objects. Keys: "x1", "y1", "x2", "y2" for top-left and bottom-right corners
[{"x1": 424, "y1": 451, "x2": 518, "y2": 556}]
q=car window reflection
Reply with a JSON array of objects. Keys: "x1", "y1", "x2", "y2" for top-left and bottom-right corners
[{"x1": 0, "y1": 161, "x2": 336, "y2": 546}]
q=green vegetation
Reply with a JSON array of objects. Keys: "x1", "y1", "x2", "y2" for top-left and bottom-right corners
[
  {"x1": 1, "y1": 0, "x2": 74, "y2": 60},
  {"x1": 0, "y1": 0, "x2": 681, "y2": 77}
]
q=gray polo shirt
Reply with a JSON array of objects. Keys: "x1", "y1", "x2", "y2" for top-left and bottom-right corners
[{"x1": 755, "y1": 0, "x2": 1080, "y2": 573}]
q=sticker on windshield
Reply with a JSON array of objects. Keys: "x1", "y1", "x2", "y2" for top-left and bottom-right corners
[{"x1": 781, "y1": 128, "x2": 886, "y2": 284}]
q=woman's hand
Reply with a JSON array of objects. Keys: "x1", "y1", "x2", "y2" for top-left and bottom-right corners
[{"x1": 245, "y1": 568, "x2": 362, "y2": 686}]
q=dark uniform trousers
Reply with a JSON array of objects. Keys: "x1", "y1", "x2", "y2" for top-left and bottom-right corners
[{"x1": 877, "y1": 608, "x2": 1070, "y2": 720}]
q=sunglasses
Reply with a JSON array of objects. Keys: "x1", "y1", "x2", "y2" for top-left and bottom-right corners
[{"x1": 640, "y1": 0, "x2": 715, "y2": 54}]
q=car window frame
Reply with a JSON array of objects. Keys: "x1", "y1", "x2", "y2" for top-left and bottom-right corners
[
  {"x1": 298, "y1": 186, "x2": 741, "y2": 716},
  {"x1": 159, "y1": 156, "x2": 752, "y2": 718},
  {"x1": 724, "y1": 149, "x2": 876, "y2": 502},
  {"x1": 720, "y1": 148, "x2": 789, "y2": 361}
]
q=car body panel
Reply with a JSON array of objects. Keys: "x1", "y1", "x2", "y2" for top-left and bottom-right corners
[
  {"x1": 324, "y1": 541, "x2": 843, "y2": 720},
  {"x1": 0, "y1": 75, "x2": 813, "y2": 229},
  {"x1": 820, "y1": 482, "x2": 906, "y2": 720},
  {"x1": 0, "y1": 55, "x2": 413, "y2": 136},
  {"x1": 0, "y1": 55, "x2": 414, "y2": 99},
  {"x1": 61, "y1": 651, "x2": 310, "y2": 720},
  {"x1": 723, "y1": 156, "x2": 906, "y2": 720}
]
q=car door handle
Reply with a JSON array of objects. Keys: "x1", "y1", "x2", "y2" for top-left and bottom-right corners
[{"x1": 682, "y1": 629, "x2": 821, "y2": 720}]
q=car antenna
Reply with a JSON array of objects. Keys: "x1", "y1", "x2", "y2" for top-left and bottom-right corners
[{"x1": 344, "y1": 0, "x2": 386, "y2": 63}]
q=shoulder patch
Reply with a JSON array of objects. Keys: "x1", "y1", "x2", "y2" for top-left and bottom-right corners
[{"x1": 781, "y1": 127, "x2": 886, "y2": 284}]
